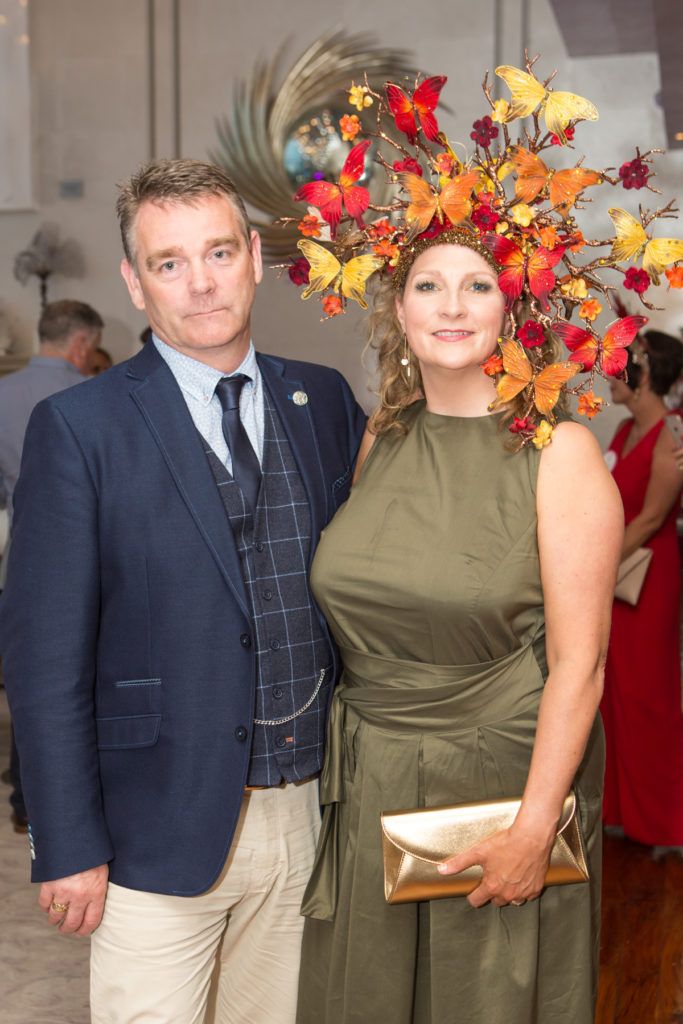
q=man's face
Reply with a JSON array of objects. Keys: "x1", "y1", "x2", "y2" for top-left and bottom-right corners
[{"x1": 120, "y1": 194, "x2": 263, "y2": 369}]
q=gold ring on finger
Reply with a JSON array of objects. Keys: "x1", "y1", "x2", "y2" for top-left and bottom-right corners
[{"x1": 50, "y1": 900, "x2": 70, "y2": 914}]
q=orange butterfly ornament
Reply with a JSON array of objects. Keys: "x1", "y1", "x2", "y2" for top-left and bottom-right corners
[
  {"x1": 491, "y1": 338, "x2": 579, "y2": 417},
  {"x1": 397, "y1": 170, "x2": 481, "y2": 241},
  {"x1": 510, "y1": 146, "x2": 602, "y2": 215}
]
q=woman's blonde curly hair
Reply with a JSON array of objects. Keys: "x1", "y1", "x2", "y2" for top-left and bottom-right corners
[{"x1": 366, "y1": 252, "x2": 568, "y2": 442}]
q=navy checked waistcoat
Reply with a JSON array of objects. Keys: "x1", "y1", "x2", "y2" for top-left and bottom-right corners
[{"x1": 203, "y1": 387, "x2": 333, "y2": 786}]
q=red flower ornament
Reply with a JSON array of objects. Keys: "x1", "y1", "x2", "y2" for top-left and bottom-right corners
[
  {"x1": 471, "y1": 203, "x2": 500, "y2": 231},
  {"x1": 288, "y1": 257, "x2": 310, "y2": 287},
  {"x1": 516, "y1": 320, "x2": 545, "y2": 348},
  {"x1": 470, "y1": 116, "x2": 498, "y2": 147},
  {"x1": 623, "y1": 267, "x2": 650, "y2": 294},
  {"x1": 393, "y1": 157, "x2": 423, "y2": 177},
  {"x1": 509, "y1": 416, "x2": 535, "y2": 435},
  {"x1": 619, "y1": 158, "x2": 650, "y2": 191}
]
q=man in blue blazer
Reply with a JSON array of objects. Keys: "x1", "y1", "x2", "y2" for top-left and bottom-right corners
[{"x1": 0, "y1": 159, "x2": 365, "y2": 1023}]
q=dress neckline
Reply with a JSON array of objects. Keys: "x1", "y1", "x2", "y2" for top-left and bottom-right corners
[
  {"x1": 617, "y1": 416, "x2": 666, "y2": 461},
  {"x1": 420, "y1": 402, "x2": 503, "y2": 425}
]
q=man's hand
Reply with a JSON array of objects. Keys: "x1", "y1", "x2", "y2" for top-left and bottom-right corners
[{"x1": 38, "y1": 864, "x2": 109, "y2": 936}]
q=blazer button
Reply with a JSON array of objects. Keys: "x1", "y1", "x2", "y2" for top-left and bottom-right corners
[
  {"x1": 240, "y1": 633, "x2": 251, "y2": 648},
  {"x1": 235, "y1": 726, "x2": 248, "y2": 742}
]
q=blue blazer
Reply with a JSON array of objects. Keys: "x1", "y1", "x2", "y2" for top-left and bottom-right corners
[{"x1": 0, "y1": 342, "x2": 365, "y2": 895}]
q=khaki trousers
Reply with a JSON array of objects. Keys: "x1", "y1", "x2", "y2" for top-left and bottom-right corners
[{"x1": 90, "y1": 779, "x2": 320, "y2": 1024}]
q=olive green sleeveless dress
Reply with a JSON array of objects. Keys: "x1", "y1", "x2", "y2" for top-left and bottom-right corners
[{"x1": 297, "y1": 402, "x2": 603, "y2": 1024}]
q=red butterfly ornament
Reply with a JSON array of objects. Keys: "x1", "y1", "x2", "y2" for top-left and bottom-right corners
[
  {"x1": 385, "y1": 76, "x2": 447, "y2": 144},
  {"x1": 554, "y1": 315, "x2": 647, "y2": 376},
  {"x1": 293, "y1": 140, "x2": 371, "y2": 239},
  {"x1": 484, "y1": 234, "x2": 565, "y2": 313}
]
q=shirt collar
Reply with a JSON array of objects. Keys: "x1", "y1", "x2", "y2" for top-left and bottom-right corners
[{"x1": 152, "y1": 334, "x2": 258, "y2": 405}]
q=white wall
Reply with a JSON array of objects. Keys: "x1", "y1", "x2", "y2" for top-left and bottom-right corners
[{"x1": 2, "y1": 0, "x2": 682, "y2": 445}]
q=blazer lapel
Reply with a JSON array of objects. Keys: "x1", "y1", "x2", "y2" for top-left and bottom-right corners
[
  {"x1": 126, "y1": 345, "x2": 250, "y2": 618},
  {"x1": 258, "y1": 354, "x2": 329, "y2": 564}
]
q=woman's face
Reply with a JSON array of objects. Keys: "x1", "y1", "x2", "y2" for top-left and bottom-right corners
[{"x1": 395, "y1": 244, "x2": 506, "y2": 375}]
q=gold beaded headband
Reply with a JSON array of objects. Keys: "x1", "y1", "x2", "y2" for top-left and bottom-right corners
[{"x1": 390, "y1": 227, "x2": 500, "y2": 291}]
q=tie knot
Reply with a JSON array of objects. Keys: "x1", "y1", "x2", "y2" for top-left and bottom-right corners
[{"x1": 215, "y1": 374, "x2": 250, "y2": 413}]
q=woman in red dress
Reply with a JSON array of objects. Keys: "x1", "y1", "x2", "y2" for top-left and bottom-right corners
[{"x1": 603, "y1": 330, "x2": 683, "y2": 849}]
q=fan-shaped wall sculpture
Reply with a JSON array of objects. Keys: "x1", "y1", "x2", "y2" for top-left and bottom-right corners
[{"x1": 211, "y1": 30, "x2": 420, "y2": 261}]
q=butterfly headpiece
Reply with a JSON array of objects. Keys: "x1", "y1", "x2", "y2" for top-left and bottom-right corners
[{"x1": 284, "y1": 55, "x2": 683, "y2": 446}]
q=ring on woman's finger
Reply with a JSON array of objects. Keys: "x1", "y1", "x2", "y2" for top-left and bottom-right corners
[{"x1": 510, "y1": 899, "x2": 525, "y2": 906}]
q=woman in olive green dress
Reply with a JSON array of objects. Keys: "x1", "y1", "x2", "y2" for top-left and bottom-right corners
[{"x1": 295, "y1": 236, "x2": 623, "y2": 1023}]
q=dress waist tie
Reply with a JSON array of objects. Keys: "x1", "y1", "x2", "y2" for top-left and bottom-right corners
[{"x1": 304, "y1": 643, "x2": 544, "y2": 920}]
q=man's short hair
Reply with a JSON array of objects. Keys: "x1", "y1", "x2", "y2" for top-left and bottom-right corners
[
  {"x1": 38, "y1": 300, "x2": 104, "y2": 347},
  {"x1": 116, "y1": 159, "x2": 252, "y2": 266}
]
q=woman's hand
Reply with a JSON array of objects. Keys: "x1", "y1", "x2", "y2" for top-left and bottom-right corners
[{"x1": 437, "y1": 823, "x2": 554, "y2": 908}]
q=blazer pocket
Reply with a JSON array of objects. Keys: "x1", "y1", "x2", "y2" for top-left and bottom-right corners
[
  {"x1": 96, "y1": 714, "x2": 161, "y2": 750},
  {"x1": 96, "y1": 677, "x2": 162, "y2": 718}
]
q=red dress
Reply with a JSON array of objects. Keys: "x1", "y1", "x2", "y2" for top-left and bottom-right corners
[{"x1": 602, "y1": 417, "x2": 683, "y2": 843}]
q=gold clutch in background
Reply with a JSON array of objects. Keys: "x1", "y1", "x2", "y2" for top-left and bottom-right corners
[
  {"x1": 614, "y1": 547, "x2": 653, "y2": 606},
  {"x1": 381, "y1": 791, "x2": 588, "y2": 905}
]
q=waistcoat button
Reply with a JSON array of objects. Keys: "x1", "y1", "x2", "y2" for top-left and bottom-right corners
[{"x1": 272, "y1": 686, "x2": 283, "y2": 699}]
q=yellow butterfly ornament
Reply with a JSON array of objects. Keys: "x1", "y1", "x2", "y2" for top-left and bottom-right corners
[
  {"x1": 495, "y1": 65, "x2": 598, "y2": 145},
  {"x1": 608, "y1": 208, "x2": 683, "y2": 284},
  {"x1": 297, "y1": 239, "x2": 385, "y2": 309}
]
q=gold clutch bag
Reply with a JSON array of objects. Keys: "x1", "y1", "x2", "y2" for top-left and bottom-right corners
[
  {"x1": 614, "y1": 547, "x2": 653, "y2": 605},
  {"x1": 381, "y1": 791, "x2": 588, "y2": 905}
]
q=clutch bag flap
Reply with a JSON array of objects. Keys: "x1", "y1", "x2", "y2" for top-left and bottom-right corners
[
  {"x1": 381, "y1": 791, "x2": 588, "y2": 905},
  {"x1": 615, "y1": 547, "x2": 653, "y2": 605}
]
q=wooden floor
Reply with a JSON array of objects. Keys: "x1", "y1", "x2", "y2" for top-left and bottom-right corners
[{"x1": 597, "y1": 834, "x2": 683, "y2": 1023}]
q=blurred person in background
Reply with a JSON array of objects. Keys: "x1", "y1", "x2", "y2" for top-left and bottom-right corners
[
  {"x1": 0, "y1": 299, "x2": 102, "y2": 831},
  {"x1": 89, "y1": 346, "x2": 113, "y2": 375},
  {"x1": 602, "y1": 329, "x2": 683, "y2": 855}
]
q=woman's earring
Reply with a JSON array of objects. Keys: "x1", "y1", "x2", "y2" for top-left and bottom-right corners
[{"x1": 400, "y1": 334, "x2": 411, "y2": 379}]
